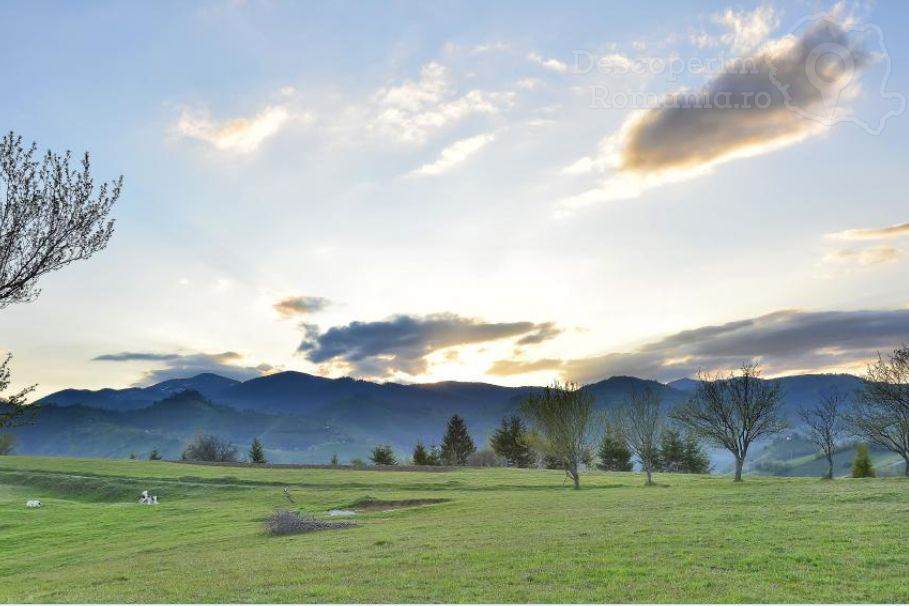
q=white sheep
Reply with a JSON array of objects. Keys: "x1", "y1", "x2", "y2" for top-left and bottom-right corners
[
  {"x1": 139, "y1": 490, "x2": 159, "y2": 505},
  {"x1": 26, "y1": 499, "x2": 42, "y2": 508}
]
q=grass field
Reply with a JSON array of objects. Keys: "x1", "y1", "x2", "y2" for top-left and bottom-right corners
[{"x1": 1, "y1": 456, "x2": 907, "y2": 603}]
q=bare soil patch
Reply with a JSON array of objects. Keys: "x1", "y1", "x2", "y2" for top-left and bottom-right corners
[{"x1": 345, "y1": 496, "x2": 450, "y2": 512}]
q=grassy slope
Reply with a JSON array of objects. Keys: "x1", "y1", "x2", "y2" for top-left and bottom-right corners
[{"x1": 1, "y1": 456, "x2": 907, "y2": 603}]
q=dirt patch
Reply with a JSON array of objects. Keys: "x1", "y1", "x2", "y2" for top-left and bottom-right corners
[
  {"x1": 265, "y1": 509, "x2": 355, "y2": 535},
  {"x1": 344, "y1": 496, "x2": 450, "y2": 512}
]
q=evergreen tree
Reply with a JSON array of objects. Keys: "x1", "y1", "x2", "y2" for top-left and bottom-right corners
[
  {"x1": 597, "y1": 423, "x2": 633, "y2": 471},
  {"x1": 440, "y1": 414, "x2": 476, "y2": 465},
  {"x1": 657, "y1": 428, "x2": 710, "y2": 473},
  {"x1": 129, "y1": 452, "x2": 137, "y2": 460},
  {"x1": 148, "y1": 448, "x2": 162, "y2": 461},
  {"x1": 330, "y1": 453, "x2": 339, "y2": 466},
  {"x1": 370, "y1": 444, "x2": 397, "y2": 465},
  {"x1": 489, "y1": 415, "x2": 535, "y2": 467},
  {"x1": 412, "y1": 442, "x2": 432, "y2": 466},
  {"x1": 249, "y1": 438, "x2": 267, "y2": 464},
  {"x1": 851, "y1": 443, "x2": 876, "y2": 478}
]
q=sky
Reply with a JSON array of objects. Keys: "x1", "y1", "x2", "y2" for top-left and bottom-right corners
[{"x1": 1, "y1": 0, "x2": 908, "y2": 397}]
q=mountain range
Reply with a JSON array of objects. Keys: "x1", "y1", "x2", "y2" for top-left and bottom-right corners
[{"x1": 6, "y1": 370, "x2": 867, "y2": 470}]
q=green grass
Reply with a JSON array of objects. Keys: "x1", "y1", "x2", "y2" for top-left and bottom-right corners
[{"x1": 1, "y1": 456, "x2": 907, "y2": 603}]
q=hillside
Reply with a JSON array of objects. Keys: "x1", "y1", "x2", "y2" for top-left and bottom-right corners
[{"x1": 22, "y1": 371, "x2": 872, "y2": 469}]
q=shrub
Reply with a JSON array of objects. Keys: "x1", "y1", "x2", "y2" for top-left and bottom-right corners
[
  {"x1": 350, "y1": 458, "x2": 366, "y2": 468},
  {"x1": 468, "y1": 448, "x2": 503, "y2": 467},
  {"x1": 369, "y1": 445, "x2": 396, "y2": 465},
  {"x1": 181, "y1": 432, "x2": 239, "y2": 463},
  {"x1": 851, "y1": 444, "x2": 876, "y2": 478},
  {"x1": 265, "y1": 509, "x2": 354, "y2": 535},
  {"x1": 0, "y1": 433, "x2": 16, "y2": 455},
  {"x1": 248, "y1": 438, "x2": 267, "y2": 464}
]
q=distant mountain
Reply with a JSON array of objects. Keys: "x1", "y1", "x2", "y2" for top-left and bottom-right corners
[{"x1": 23, "y1": 370, "x2": 866, "y2": 468}]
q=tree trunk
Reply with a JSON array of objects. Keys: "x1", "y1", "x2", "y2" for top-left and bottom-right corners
[
  {"x1": 568, "y1": 462, "x2": 580, "y2": 489},
  {"x1": 825, "y1": 453, "x2": 834, "y2": 480},
  {"x1": 645, "y1": 464, "x2": 653, "y2": 486},
  {"x1": 904, "y1": 456, "x2": 909, "y2": 477},
  {"x1": 734, "y1": 457, "x2": 744, "y2": 482}
]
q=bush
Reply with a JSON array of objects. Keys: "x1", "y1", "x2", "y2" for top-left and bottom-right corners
[
  {"x1": 468, "y1": 448, "x2": 503, "y2": 467},
  {"x1": 265, "y1": 509, "x2": 354, "y2": 535},
  {"x1": 369, "y1": 445, "x2": 396, "y2": 465},
  {"x1": 181, "y1": 432, "x2": 239, "y2": 463},
  {"x1": 0, "y1": 433, "x2": 16, "y2": 455},
  {"x1": 350, "y1": 458, "x2": 366, "y2": 468},
  {"x1": 851, "y1": 444, "x2": 876, "y2": 478}
]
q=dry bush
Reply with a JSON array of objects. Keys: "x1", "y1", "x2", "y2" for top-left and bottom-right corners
[{"x1": 265, "y1": 509, "x2": 355, "y2": 536}]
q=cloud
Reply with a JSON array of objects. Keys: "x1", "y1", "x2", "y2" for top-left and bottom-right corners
[
  {"x1": 827, "y1": 221, "x2": 909, "y2": 240},
  {"x1": 298, "y1": 313, "x2": 559, "y2": 377},
  {"x1": 370, "y1": 62, "x2": 515, "y2": 144},
  {"x1": 93, "y1": 351, "x2": 274, "y2": 384},
  {"x1": 527, "y1": 52, "x2": 569, "y2": 73},
  {"x1": 410, "y1": 133, "x2": 495, "y2": 176},
  {"x1": 489, "y1": 309, "x2": 909, "y2": 383},
  {"x1": 713, "y1": 5, "x2": 780, "y2": 55},
  {"x1": 560, "y1": 16, "x2": 871, "y2": 209},
  {"x1": 274, "y1": 295, "x2": 331, "y2": 317},
  {"x1": 176, "y1": 104, "x2": 307, "y2": 153},
  {"x1": 823, "y1": 246, "x2": 903, "y2": 266}
]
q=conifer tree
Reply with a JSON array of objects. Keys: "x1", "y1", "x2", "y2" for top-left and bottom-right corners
[
  {"x1": 851, "y1": 444, "x2": 875, "y2": 478},
  {"x1": 597, "y1": 423, "x2": 633, "y2": 471},
  {"x1": 148, "y1": 448, "x2": 162, "y2": 461},
  {"x1": 412, "y1": 442, "x2": 432, "y2": 466},
  {"x1": 490, "y1": 415, "x2": 535, "y2": 467},
  {"x1": 440, "y1": 414, "x2": 476, "y2": 465},
  {"x1": 249, "y1": 438, "x2": 267, "y2": 464}
]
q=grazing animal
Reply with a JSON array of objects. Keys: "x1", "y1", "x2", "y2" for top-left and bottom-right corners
[
  {"x1": 26, "y1": 500, "x2": 42, "y2": 508},
  {"x1": 139, "y1": 490, "x2": 159, "y2": 505}
]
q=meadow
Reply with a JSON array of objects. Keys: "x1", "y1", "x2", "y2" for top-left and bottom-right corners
[{"x1": 1, "y1": 456, "x2": 907, "y2": 603}]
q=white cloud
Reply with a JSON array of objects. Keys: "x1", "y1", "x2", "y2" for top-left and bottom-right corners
[
  {"x1": 370, "y1": 62, "x2": 515, "y2": 144},
  {"x1": 527, "y1": 52, "x2": 569, "y2": 73},
  {"x1": 175, "y1": 104, "x2": 304, "y2": 154},
  {"x1": 411, "y1": 133, "x2": 496, "y2": 176},
  {"x1": 827, "y1": 221, "x2": 909, "y2": 240},
  {"x1": 824, "y1": 246, "x2": 903, "y2": 266},
  {"x1": 691, "y1": 4, "x2": 780, "y2": 54},
  {"x1": 558, "y1": 15, "x2": 868, "y2": 211}
]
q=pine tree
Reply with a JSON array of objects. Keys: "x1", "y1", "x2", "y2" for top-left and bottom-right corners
[
  {"x1": 657, "y1": 428, "x2": 710, "y2": 473},
  {"x1": 249, "y1": 438, "x2": 267, "y2": 464},
  {"x1": 851, "y1": 443, "x2": 875, "y2": 478},
  {"x1": 370, "y1": 444, "x2": 397, "y2": 465},
  {"x1": 440, "y1": 414, "x2": 476, "y2": 465},
  {"x1": 412, "y1": 442, "x2": 432, "y2": 466},
  {"x1": 148, "y1": 448, "x2": 162, "y2": 461},
  {"x1": 129, "y1": 452, "x2": 137, "y2": 460},
  {"x1": 330, "y1": 453, "x2": 339, "y2": 466},
  {"x1": 597, "y1": 423, "x2": 633, "y2": 471},
  {"x1": 490, "y1": 415, "x2": 536, "y2": 467},
  {"x1": 681, "y1": 433, "x2": 711, "y2": 474}
]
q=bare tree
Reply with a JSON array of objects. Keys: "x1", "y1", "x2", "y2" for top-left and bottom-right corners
[
  {"x1": 799, "y1": 389, "x2": 847, "y2": 480},
  {"x1": 0, "y1": 354, "x2": 35, "y2": 428},
  {"x1": 671, "y1": 364, "x2": 786, "y2": 481},
  {"x1": 0, "y1": 132, "x2": 120, "y2": 423},
  {"x1": 521, "y1": 381, "x2": 595, "y2": 489},
  {"x1": 849, "y1": 346, "x2": 909, "y2": 476},
  {"x1": 1, "y1": 132, "x2": 121, "y2": 307},
  {"x1": 617, "y1": 387, "x2": 663, "y2": 485}
]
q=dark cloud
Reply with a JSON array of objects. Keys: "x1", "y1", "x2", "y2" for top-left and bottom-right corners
[
  {"x1": 617, "y1": 18, "x2": 870, "y2": 174},
  {"x1": 274, "y1": 295, "x2": 331, "y2": 317},
  {"x1": 489, "y1": 309, "x2": 909, "y2": 383},
  {"x1": 299, "y1": 312, "x2": 559, "y2": 377},
  {"x1": 515, "y1": 322, "x2": 562, "y2": 345},
  {"x1": 93, "y1": 351, "x2": 274, "y2": 385}
]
